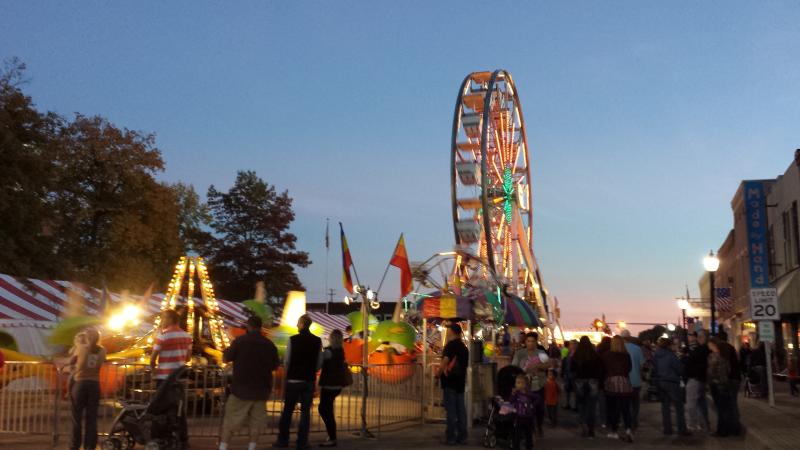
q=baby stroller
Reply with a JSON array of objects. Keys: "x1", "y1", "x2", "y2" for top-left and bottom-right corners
[
  {"x1": 102, "y1": 366, "x2": 188, "y2": 450},
  {"x1": 483, "y1": 365, "x2": 524, "y2": 448}
]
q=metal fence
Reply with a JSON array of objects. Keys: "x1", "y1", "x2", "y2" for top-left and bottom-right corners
[{"x1": 0, "y1": 361, "x2": 424, "y2": 446}]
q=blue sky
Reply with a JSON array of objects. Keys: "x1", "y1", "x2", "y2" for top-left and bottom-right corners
[{"x1": 3, "y1": 1, "x2": 799, "y2": 330}]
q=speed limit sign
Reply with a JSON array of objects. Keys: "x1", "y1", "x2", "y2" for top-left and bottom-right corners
[{"x1": 751, "y1": 288, "x2": 780, "y2": 320}]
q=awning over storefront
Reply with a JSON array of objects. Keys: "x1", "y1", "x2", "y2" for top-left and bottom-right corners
[{"x1": 776, "y1": 270, "x2": 800, "y2": 314}]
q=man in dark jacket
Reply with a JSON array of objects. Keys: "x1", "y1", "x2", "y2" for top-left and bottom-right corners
[
  {"x1": 275, "y1": 315, "x2": 322, "y2": 449},
  {"x1": 220, "y1": 316, "x2": 280, "y2": 450},
  {"x1": 437, "y1": 323, "x2": 469, "y2": 445},
  {"x1": 653, "y1": 338, "x2": 689, "y2": 436},
  {"x1": 684, "y1": 330, "x2": 710, "y2": 431}
]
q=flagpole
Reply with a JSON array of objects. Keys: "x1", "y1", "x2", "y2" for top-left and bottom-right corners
[
  {"x1": 325, "y1": 218, "x2": 330, "y2": 313},
  {"x1": 376, "y1": 234, "x2": 404, "y2": 295}
]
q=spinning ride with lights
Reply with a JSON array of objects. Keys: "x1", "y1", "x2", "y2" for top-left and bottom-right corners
[{"x1": 451, "y1": 70, "x2": 549, "y2": 321}]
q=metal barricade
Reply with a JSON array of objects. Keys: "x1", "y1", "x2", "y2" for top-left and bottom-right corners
[
  {"x1": 0, "y1": 361, "x2": 426, "y2": 445},
  {"x1": 0, "y1": 361, "x2": 60, "y2": 439}
]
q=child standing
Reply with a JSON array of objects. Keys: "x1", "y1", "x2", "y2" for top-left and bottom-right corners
[
  {"x1": 510, "y1": 375, "x2": 537, "y2": 450},
  {"x1": 544, "y1": 369, "x2": 560, "y2": 426}
]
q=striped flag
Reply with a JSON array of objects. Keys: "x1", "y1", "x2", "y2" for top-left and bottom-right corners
[
  {"x1": 389, "y1": 234, "x2": 413, "y2": 298},
  {"x1": 715, "y1": 287, "x2": 733, "y2": 312},
  {"x1": 340, "y1": 222, "x2": 355, "y2": 294}
]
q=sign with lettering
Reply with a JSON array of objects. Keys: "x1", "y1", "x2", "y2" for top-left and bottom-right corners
[
  {"x1": 751, "y1": 288, "x2": 779, "y2": 320},
  {"x1": 758, "y1": 320, "x2": 775, "y2": 343},
  {"x1": 743, "y1": 181, "x2": 770, "y2": 288}
]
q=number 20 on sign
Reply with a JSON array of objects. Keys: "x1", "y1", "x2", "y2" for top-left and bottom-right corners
[{"x1": 750, "y1": 288, "x2": 779, "y2": 320}]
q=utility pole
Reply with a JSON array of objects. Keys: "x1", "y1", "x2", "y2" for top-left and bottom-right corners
[{"x1": 326, "y1": 288, "x2": 335, "y2": 314}]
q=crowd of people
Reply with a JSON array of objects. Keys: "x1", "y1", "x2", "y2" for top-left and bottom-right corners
[
  {"x1": 62, "y1": 309, "x2": 760, "y2": 450},
  {"x1": 475, "y1": 327, "x2": 749, "y2": 449}
]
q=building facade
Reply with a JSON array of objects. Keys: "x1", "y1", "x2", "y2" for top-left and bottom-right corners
[{"x1": 766, "y1": 151, "x2": 800, "y2": 367}]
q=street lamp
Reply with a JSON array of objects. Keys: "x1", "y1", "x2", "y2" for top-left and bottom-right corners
[{"x1": 703, "y1": 250, "x2": 720, "y2": 336}]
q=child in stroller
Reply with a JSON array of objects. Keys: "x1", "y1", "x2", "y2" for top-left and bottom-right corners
[
  {"x1": 102, "y1": 366, "x2": 188, "y2": 450},
  {"x1": 484, "y1": 365, "x2": 536, "y2": 448}
]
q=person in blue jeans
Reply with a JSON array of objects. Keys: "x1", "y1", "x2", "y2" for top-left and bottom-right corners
[
  {"x1": 653, "y1": 337, "x2": 690, "y2": 436},
  {"x1": 572, "y1": 336, "x2": 603, "y2": 438},
  {"x1": 620, "y1": 330, "x2": 644, "y2": 429},
  {"x1": 438, "y1": 323, "x2": 469, "y2": 445},
  {"x1": 274, "y1": 315, "x2": 322, "y2": 450}
]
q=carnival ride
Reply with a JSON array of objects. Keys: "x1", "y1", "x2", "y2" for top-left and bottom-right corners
[{"x1": 450, "y1": 70, "x2": 550, "y2": 327}]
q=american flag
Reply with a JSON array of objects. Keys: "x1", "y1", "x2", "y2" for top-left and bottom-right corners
[{"x1": 715, "y1": 287, "x2": 733, "y2": 312}]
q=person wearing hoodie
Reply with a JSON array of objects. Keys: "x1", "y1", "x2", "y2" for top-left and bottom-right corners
[{"x1": 653, "y1": 337, "x2": 690, "y2": 436}]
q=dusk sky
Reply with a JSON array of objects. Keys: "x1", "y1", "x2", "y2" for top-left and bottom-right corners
[{"x1": 3, "y1": 2, "x2": 799, "y2": 331}]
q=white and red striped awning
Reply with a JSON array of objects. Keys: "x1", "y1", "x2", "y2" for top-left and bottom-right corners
[
  {"x1": 0, "y1": 274, "x2": 355, "y2": 336},
  {"x1": 0, "y1": 273, "x2": 248, "y2": 328}
]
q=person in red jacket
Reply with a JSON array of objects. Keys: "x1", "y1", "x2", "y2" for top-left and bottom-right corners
[{"x1": 544, "y1": 369, "x2": 560, "y2": 426}]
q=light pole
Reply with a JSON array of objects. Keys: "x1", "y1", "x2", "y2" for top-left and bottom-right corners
[
  {"x1": 345, "y1": 285, "x2": 379, "y2": 439},
  {"x1": 703, "y1": 250, "x2": 720, "y2": 336}
]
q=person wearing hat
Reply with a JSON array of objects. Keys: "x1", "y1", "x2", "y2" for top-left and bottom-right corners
[{"x1": 437, "y1": 323, "x2": 469, "y2": 445}]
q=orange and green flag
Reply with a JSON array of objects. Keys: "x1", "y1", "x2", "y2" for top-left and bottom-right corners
[
  {"x1": 389, "y1": 233, "x2": 413, "y2": 298},
  {"x1": 340, "y1": 222, "x2": 354, "y2": 294}
]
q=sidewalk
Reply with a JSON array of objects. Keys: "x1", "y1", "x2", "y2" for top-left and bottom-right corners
[{"x1": 737, "y1": 378, "x2": 800, "y2": 449}]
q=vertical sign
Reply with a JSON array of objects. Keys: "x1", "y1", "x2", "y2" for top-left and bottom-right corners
[{"x1": 743, "y1": 181, "x2": 770, "y2": 288}]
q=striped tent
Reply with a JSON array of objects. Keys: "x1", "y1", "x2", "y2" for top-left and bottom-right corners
[
  {"x1": 0, "y1": 274, "x2": 353, "y2": 337},
  {"x1": 0, "y1": 273, "x2": 248, "y2": 328}
]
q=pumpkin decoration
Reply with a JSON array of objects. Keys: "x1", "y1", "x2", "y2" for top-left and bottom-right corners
[
  {"x1": 368, "y1": 348, "x2": 415, "y2": 384},
  {"x1": 343, "y1": 339, "x2": 364, "y2": 365},
  {"x1": 98, "y1": 364, "x2": 130, "y2": 396}
]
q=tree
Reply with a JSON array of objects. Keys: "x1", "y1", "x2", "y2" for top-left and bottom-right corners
[
  {"x1": 49, "y1": 114, "x2": 182, "y2": 291},
  {"x1": 0, "y1": 58, "x2": 62, "y2": 278},
  {"x1": 171, "y1": 182, "x2": 212, "y2": 253},
  {"x1": 200, "y1": 171, "x2": 310, "y2": 301}
]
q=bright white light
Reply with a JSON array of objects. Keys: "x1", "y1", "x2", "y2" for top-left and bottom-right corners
[
  {"x1": 677, "y1": 299, "x2": 690, "y2": 310},
  {"x1": 366, "y1": 289, "x2": 376, "y2": 301},
  {"x1": 281, "y1": 291, "x2": 307, "y2": 327},
  {"x1": 107, "y1": 314, "x2": 126, "y2": 331},
  {"x1": 667, "y1": 323, "x2": 676, "y2": 331},
  {"x1": 703, "y1": 250, "x2": 720, "y2": 272},
  {"x1": 122, "y1": 304, "x2": 141, "y2": 318},
  {"x1": 661, "y1": 333, "x2": 669, "y2": 338},
  {"x1": 343, "y1": 296, "x2": 351, "y2": 305}
]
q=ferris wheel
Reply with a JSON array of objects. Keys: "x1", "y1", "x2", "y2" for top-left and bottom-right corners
[{"x1": 450, "y1": 70, "x2": 548, "y2": 315}]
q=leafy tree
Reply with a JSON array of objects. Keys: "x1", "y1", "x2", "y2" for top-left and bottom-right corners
[
  {"x1": 171, "y1": 182, "x2": 212, "y2": 253},
  {"x1": 50, "y1": 114, "x2": 182, "y2": 291},
  {"x1": 201, "y1": 171, "x2": 310, "y2": 301},
  {"x1": 0, "y1": 58, "x2": 62, "y2": 278}
]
